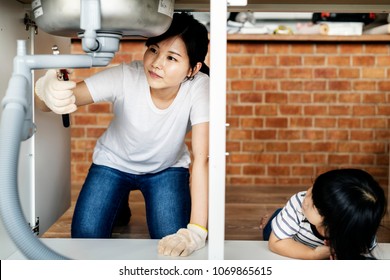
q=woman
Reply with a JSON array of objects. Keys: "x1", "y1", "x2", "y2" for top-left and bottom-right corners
[{"x1": 35, "y1": 12, "x2": 210, "y2": 257}]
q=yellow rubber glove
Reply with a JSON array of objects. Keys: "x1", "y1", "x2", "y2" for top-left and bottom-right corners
[
  {"x1": 35, "y1": 69, "x2": 77, "y2": 114},
  {"x1": 158, "y1": 224, "x2": 208, "y2": 257}
]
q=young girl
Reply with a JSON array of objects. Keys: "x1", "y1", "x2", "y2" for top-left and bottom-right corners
[
  {"x1": 35, "y1": 12, "x2": 210, "y2": 257},
  {"x1": 262, "y1": 169, "x2": 387, "y2": 259}
]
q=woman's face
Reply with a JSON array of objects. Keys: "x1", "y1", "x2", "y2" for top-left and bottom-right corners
[
  {"x1": 143, "y1": 36, "x2": 192, "y2": 93},
  {"x1": 302, "y1": 187, "x2": 324, "y2": 228}
]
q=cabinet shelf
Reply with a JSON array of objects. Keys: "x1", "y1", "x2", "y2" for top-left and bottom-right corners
[{"x1": 227, "y1": 33, "x2": 390, "y2": 42}]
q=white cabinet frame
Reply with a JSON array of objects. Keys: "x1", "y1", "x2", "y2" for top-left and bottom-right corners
[{"x1": 204, "y1": 0, "x2": 390, "y2": 260}]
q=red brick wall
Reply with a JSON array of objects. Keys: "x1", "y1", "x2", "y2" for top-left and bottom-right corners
[{"x1": 70, "y1": 39, "x2": 390, "y2": 191}]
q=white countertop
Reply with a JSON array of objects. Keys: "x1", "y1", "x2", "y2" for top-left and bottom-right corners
[{"x1": 7, "y1": 239, "x2": 390, "y2": 260}]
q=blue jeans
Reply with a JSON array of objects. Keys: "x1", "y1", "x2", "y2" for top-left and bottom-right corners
[
  {"x1": 262, "y1": 208, "x2": 282, "y2": 241},
  {"x1": 71, "y1": 164, "x2": 191, "y2": 239}
]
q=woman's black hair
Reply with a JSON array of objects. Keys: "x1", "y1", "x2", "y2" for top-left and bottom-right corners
[
  {"x1": 145, "y1": 12, "x2": 209, "y2": 76},
  {"x1": 311, "y1": 169, "x2": 387, "y2": 259}
]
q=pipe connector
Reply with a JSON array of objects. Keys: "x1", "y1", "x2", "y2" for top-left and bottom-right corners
[
  {"x1": 2, "y1": 75, "x2": 28, "y2": 113},
  {"x1": 78, "y1": 32, "x2": 122, "y2": 66},
  {"x1": 2, "y1": 74, "x2": 35, "y2": 141}
]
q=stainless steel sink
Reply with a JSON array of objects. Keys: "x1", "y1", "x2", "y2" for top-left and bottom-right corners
[{"x1": 32, "y1": 0, "x2": 174, "y2": 37}]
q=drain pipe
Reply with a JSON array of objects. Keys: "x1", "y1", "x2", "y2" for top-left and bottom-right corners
[
  {"x1": 80, "y1": 0, "x2": 101, "y2": 51},
  {"x1": 0, "y1": 40, "x2": 94, "y2": 260},
  {"x1": 0, "y1": 73, "x2": 68, "y2": 259},
  {"x1": 0, "y1": 37, "x2": 118, "y2": 259}
]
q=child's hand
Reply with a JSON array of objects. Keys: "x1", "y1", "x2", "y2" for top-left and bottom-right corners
[{"x1": 313, "y1": 245, "x2": 331, "y2": 259}]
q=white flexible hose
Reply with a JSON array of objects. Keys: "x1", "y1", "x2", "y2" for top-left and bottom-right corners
[{"x1": 0, "y1": 75, "x2": 68, "y2": 260}]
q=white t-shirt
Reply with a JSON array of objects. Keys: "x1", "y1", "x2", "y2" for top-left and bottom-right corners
[
  {"x1": 84, "y1": 61, "x2": 209, "y2": 174},
  {"x1": 271, "y1": 191, "x2": 325, "y2": 248}
]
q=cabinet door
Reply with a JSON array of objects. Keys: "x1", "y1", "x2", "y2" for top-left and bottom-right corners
[{"x1": 33, "y1": 30, "x2": 72, "y2": 236}]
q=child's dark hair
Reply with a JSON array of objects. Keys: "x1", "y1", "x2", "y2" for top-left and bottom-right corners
[
  {"x1": 312, "y1": 169, "x2": 387, "y2": 259},
  {"x1": 145, "y1": 12, "x2": 209, "y2": 76}
]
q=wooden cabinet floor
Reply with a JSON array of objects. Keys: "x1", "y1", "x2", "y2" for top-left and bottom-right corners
[{"x1": 42, "y1": 184, "x2": 390, "y2": 243}]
